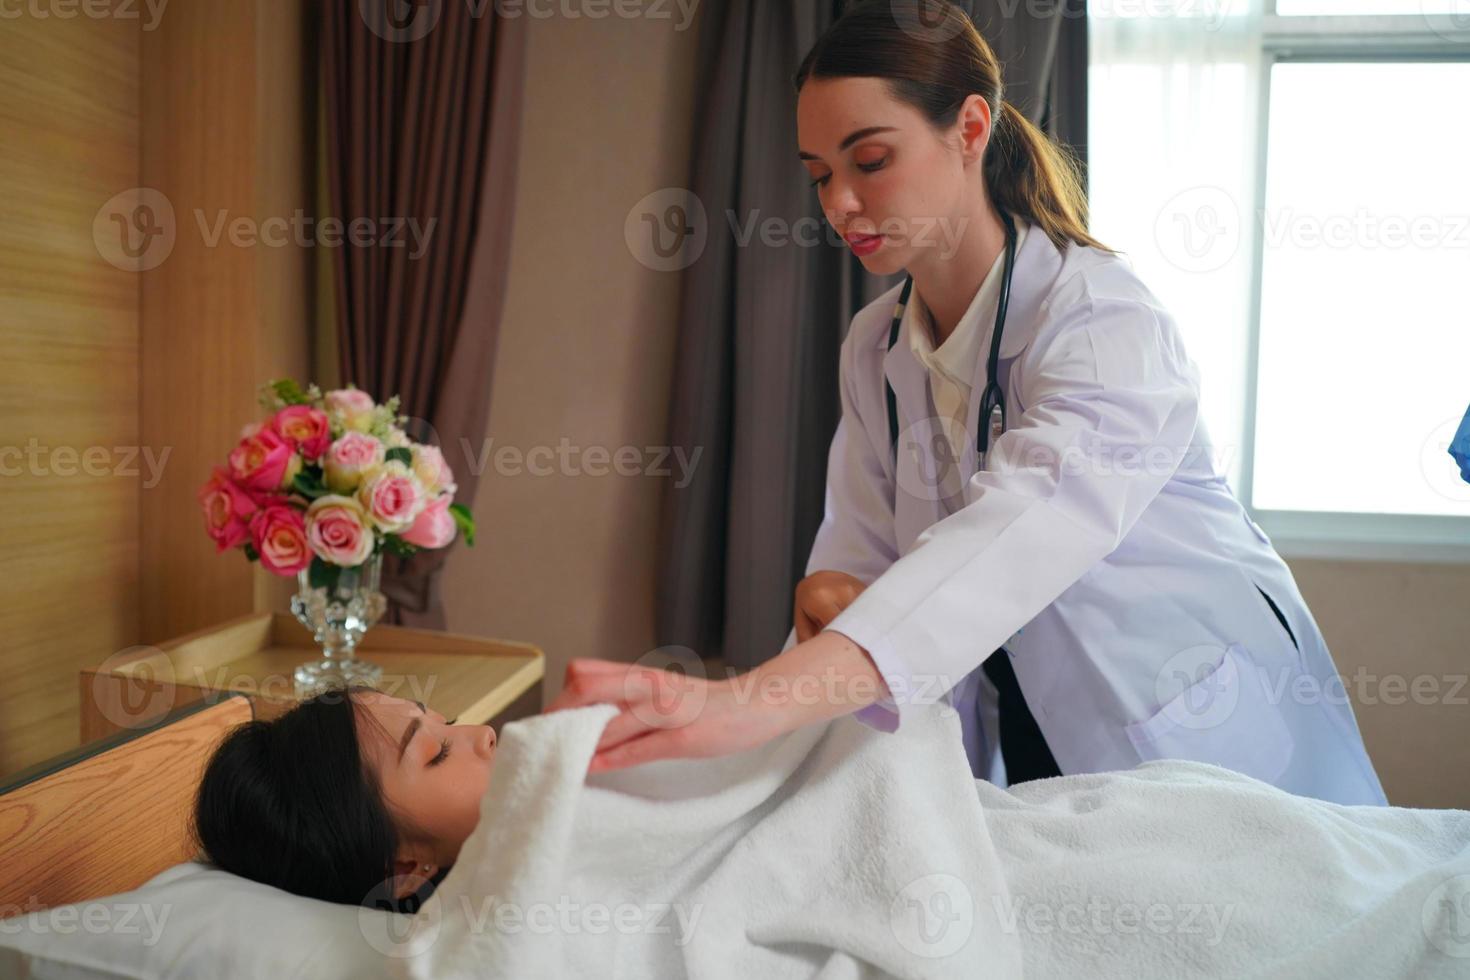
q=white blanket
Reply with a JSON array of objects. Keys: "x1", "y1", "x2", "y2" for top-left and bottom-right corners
[{"x1": 390, "y1": 702, "x2": 1470, "y2": 980}]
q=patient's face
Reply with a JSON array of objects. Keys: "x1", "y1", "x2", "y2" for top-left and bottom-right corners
[{"x1": 352, "y1": 691, "x2": 497, "y2": 872}]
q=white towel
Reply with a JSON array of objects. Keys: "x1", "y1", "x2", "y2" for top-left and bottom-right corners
[
  {"x1": 392, "y1": 701, "x2": 1022, "y2": 979},
  {"x1": 390, "y1": 701, "x2": 1470, "y2": 980}
]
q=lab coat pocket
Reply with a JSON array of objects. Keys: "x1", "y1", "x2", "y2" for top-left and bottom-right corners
[{"x1": 1125, "y1": 644, "x2": 1294, "y2": 784}]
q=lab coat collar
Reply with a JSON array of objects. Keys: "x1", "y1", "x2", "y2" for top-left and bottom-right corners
[
  {"x1": 878, "y1": 215, "x2": 1056, "y2": 361},
  {"x1": 880, "y1": 216, "x2": 1062, "y2": 410}
]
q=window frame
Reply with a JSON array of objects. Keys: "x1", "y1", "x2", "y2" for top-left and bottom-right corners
[{"x1": 1237, "y1": 4, "x2": 1470, "y2": 562}]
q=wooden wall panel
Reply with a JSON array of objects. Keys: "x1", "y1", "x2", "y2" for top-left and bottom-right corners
[
  {"x1": 0, "y1": 11, "x2": 142, "y2": 776},
  {"x1": 139, "y1": 0, "x2": 312, "y2": 643}
]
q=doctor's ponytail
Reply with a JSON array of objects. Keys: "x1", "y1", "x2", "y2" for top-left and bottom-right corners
[{"x1": 794, "y1": 0, "x2": 1112, "y2": 255}]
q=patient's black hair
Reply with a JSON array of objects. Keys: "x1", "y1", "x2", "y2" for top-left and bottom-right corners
[{"x1": 191, "y1": 684, "x2": 443, "y2": 911}]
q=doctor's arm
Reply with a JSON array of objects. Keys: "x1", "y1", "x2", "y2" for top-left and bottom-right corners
[
  {"x1": 543, "y1": 331, "x2": 903, "y2": 771},
  {"x1": 822, "y1": 294, "x2": 1201, "y2": 731}
]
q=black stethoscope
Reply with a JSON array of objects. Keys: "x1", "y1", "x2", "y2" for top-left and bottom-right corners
[{"x1": 885, "y1": 209, "x2": 1019, "y2": 469}]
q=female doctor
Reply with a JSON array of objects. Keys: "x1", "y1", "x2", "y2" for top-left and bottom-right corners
[{"x1": 547, "y1": 0, "x2": 1386, "y2": 807}]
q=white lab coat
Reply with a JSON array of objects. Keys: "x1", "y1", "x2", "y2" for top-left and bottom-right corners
[{"x1": 786, "y1": 221, "x2": 1387, "y2": 807}]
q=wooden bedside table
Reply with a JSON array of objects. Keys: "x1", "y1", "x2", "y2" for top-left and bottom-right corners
[{"x1": 80, "y1": 611, "x2": 544, "y2": 742}]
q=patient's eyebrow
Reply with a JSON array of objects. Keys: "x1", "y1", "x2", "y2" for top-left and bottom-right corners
[
  {"x1": 397, "y1": 700, "x2": 427, "y2": 763},
  {"x1": 797, "y1": 125, "x2": 898, "y2": 161}
]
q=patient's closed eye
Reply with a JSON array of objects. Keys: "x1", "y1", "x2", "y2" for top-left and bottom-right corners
[{"x1": 429, "y1": 737, "x2": 451, "y2": 767}]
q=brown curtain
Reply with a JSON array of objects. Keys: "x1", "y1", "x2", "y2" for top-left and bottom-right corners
[
  {"x1": 656, "y1": 0, "x2": 1089, "y2": 669},
  {"x1": 322, "y1": 1, "x2": 527, "y2": 628}
]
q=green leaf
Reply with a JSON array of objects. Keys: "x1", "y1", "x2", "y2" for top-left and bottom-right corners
[
  {"x1": 383, "y1": 534, "x2": 419, "y2": 558},
  {"x1": 243, "y1": 542, "x2": 259, "y2": 561},
  {"x1": 266, "y1": 378, "x2": 311, "y2": 407},
  {"x1": 292, "y1": 469, "x2": 330, "y2": 501},
  {"x1": 385, "y1": 446, "x2": 413, "y2": 466},
  {"x1": 448, "y1": 503, "x2": 475, "y2": 547},
  {"x1": 307, "y1": 556, "x2": 340, "y2": 590}
]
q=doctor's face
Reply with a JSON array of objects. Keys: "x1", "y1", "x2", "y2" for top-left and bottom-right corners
[{"x1": 797, "y1": 76, "x2": 988, "y2": 276}]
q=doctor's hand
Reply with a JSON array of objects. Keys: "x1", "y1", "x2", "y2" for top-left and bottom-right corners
[
  {"x1": 542, "y1": 631, "x2": 886, "y2": 774},
  {"x1": 543, "y1": 659, "x2": 796, "y2": 774},
  {"x1": 794, "y1": 570, "x2": 868, "y2": 643}
]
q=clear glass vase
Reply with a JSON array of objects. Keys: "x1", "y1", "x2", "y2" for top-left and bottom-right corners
[{"x1": 289, "y1": 552, "x2": 388, "y2": 698}]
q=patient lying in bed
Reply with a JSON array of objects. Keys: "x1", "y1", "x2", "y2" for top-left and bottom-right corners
[
  {"x1": 195, "y1": 686, "x2": 1470, "y2": 980},
  {"x1": 193, "y1": 686, "x2": 493, "y2": 909}
]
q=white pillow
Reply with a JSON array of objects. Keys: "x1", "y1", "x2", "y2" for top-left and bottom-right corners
[{"x1": 0, "y1": 860, "x2": 427, "y2": 979}]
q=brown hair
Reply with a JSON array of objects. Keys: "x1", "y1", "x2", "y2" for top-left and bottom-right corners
[{"x1": 794, "y1": 0, "x2": 1113, "y2": 255}]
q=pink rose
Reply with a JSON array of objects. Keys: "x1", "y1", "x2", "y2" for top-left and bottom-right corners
[
  {"x1": 401, "y1": 494, "x2": 457, "y2": 549},
  {"x1": 323, "y1": 431, "x2": 386, "y2": 493},
  {"x1": 229, "y1": 427, "x2": 302, "y2": 494},
  {"x1": 410, "y1": 444, "x2": 457, "y2": 497},
  {"x1": 356, "y1": 460, "x2": 427, "y2": 533},
  {"x1": 248, "y1": 504, "x2": 311, "y2": 576},
  {"x1": 271, "y1": 406, "x2": 332, "y2": 462},
  {"x1": 325, "y1": 387, "x2": 376, "y2": 433},
  {"x1": 197, "y1": 466, "x2": 259, "y2": 553},
  {"x1": 305, "y1": 495, "x2": 376, "y2": 567}
]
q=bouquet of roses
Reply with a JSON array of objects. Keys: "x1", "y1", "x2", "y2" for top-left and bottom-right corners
[{"x1": 197, "y1": 379, "x2": 475, "y2": 587}]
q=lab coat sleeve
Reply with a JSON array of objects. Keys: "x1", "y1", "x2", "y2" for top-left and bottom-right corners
[
  {"x1": 780, "y1": 324, "x2": 905, "y2": 725},
  {"x1": 823, "y1": 291, "x2": 1201, "y2": 732}
]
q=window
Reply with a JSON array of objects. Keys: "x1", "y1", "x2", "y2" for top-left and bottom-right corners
[{"x1": 1088, "y1": 0, "x2": 1470, "y2": 560}]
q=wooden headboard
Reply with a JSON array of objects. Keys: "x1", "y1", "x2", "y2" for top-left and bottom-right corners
[{"x1": 0, "y1": 695, "x2": 253, "y2": 912}]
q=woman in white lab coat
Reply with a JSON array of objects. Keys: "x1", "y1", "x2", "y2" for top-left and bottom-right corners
[{"x1": 548, "y1": 1, "x2": 1385, "y2": 806}]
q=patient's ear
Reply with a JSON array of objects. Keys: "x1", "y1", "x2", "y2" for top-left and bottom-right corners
[{"x1": 390, "y1": 854, "x2": 438, "y2": 900}]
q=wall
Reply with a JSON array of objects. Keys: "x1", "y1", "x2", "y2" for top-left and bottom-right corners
[
  {"x1": 0, "y1": 10, "x2": 141, "y2": 775},
  {"x1": 1289, "y1": 559, "x2": 1470, "y2": 809},
  {"x1": 139, "y1": 0, "x2": 314, "y2": 644},
  {"x1": 0, "y1": 0, "x2": 313, "y2": 779},
  {"x1": 442, "y1": 8, "x2": 704, "y2": 690}
]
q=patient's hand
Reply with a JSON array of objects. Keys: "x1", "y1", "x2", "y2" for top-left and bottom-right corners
[{"x1": 794, "y1": 570, "x2": 868, "y2": 643}]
